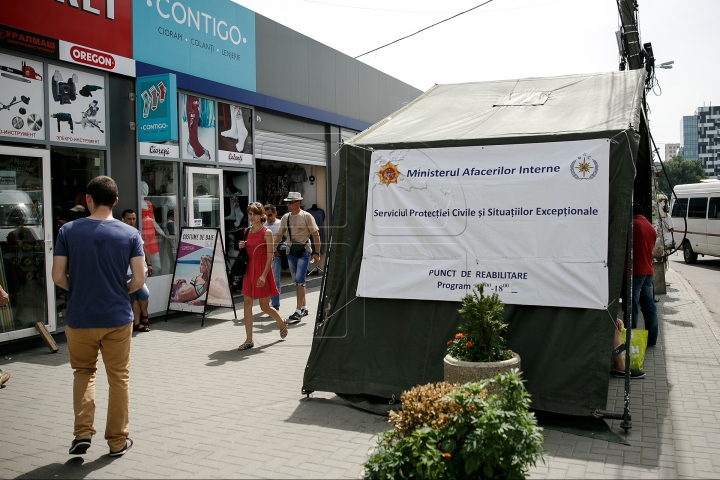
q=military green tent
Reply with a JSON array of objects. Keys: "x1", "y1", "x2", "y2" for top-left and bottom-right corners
[{"x1": 303, "y1": 70, "x2": 653, "y2": 415}]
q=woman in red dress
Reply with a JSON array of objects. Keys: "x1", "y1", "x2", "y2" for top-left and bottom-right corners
[{"x1": 237, "y1": 202, "x2": 288, "y2": 350}]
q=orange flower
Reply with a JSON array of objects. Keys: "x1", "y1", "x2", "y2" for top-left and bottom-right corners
[
  {"x1": 455, "y1": 333, "x2": 463, "y2": 339},
  {"x1": 446, "y1": 340, "x2": 452, "y2": 345},
  {"x1": 466, "y1": 341, "x2": 473, "y2": 348},
  {"x1": 508, "y1": 349, "x2": 513, "y2": 353},
  {"x1": 441, "y1": 453, "x2": 451, "y2": 458}
]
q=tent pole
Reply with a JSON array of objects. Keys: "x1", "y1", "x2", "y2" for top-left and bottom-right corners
[
  {"x1": 598, "y1": 197, "x2": 634, "y2": 431},
  {"x1": 621, "y1": 199, "x2": 633, "y2": 432}
]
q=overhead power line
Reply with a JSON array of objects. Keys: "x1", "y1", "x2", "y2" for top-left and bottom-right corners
[{"x1": 354, "y1": 0, "x2": 495, "y2": 59}]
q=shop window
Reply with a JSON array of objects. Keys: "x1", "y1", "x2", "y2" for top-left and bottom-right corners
[
  {"x1": 50, "y1": 147, "x2": 105, "y2": 328},
  {"x1": 223, "y1": 170, "x2": 249, "y2": 259},
  {"x1": 0, "y1": 153, "x2": 47, "y2": 333},
  {"x1": 141, "y1": 160, "x2": 179, "y2": 277}
]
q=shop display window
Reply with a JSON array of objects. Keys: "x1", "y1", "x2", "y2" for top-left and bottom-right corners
[
  {"x1": 141, "y1": 159, "x2": 179, "y2": 277},
  {"x1": 50, "y1": 147, "x2": 105, "y2": 328},
  {"x1": 223, "y1": 170, "x2": 249, "y2": 259},
  {"x1": 0, "y1": 153, "x2": 47, "y2": 333}
]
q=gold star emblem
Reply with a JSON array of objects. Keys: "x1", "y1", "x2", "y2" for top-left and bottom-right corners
[
  {"x1": 377, "y1": 162, "x2": 401, "y2": 186},
  {"x1": 575, "y1": 154, "x2": 592, "y2": 177}
]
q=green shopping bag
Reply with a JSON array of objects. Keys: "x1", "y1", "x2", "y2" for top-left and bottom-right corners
[{"x1": 619, "y1": 327, "x2": 648, "y2": 371}]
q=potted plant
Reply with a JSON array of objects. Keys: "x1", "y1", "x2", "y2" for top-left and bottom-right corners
[
  {"x1": 363, "y1": 372, "x2": 544, "y2": 479},
  {"x1": 444, "y1": 284, "x2": 520, "y2": 385}
]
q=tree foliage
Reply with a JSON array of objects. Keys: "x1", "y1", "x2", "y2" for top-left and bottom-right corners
[{"x1": 657, "y1": 155, "x2": 707, "y2": 198}]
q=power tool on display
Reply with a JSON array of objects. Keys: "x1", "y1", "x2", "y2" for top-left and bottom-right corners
[
  {"x1": 79, "y1": 85, "x2": 103, "y2": 97},
  {"x1": 51, "y1": 70, "x2": 78, "y2": 105},
  {"x1": 75, "y1": 100, "x2": 103, "y2": 133},
  {"x1": 51, "y1": 113, "x2": 74, "y2": 133}
]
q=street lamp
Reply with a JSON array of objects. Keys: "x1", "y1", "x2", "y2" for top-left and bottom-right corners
[{"x1": 658, "y1": 61, "x2": 674, "y2": 69}]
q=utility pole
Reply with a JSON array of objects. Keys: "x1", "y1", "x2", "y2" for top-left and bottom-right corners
[{"x1": 616, "y1": 0, "x2": 644, "y2": 71}]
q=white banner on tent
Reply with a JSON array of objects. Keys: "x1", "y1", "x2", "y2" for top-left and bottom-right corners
[{"x1": 357, "y1": 139, "x2": 611, "y2": 310}]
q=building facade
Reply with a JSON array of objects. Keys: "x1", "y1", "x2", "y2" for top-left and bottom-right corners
[
  {"x1": 679, "y1": 115, "x2": 699, "y2": 161},
  {"x1": 697, "y1": 105, "x2": 720, "y2": 178},
  {"x1": 0, "y1": 0, "x2": 422, "y2": 342},
  {"x1": 664, "y1": 142, "x2": 680, "y2": 161}
]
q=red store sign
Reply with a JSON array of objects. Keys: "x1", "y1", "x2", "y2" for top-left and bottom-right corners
[{"x1": 1, "y1": 0, "x2": 132, "y2": 58}]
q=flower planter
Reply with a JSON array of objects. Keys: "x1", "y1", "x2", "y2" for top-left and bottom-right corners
[{"x1": 444, "y1": 352, "x2": 521, "y2": 385}]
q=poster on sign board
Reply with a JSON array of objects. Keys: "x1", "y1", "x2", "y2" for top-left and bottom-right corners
[
  {"x1": 47, "y1": 64, "x2": 106, "y2": 146},
  {"x1": 217, "y1": 102, "x2": 253, "y2": 165},
  {"x1": 0, "y1": 52, "x2": 45, "y2": 141},
  {"x1": 136, "y1": 73, "x2": 178, "y2": 143},
  {"x1": 356, "y1": 139, "x2": 611, "y2": 310},
  {"x1": 167, "y1": 228, "x2": 234, "y2": 321},
  {"x1": 180, "y1": 94, "x2": 215, "y2": 162}
]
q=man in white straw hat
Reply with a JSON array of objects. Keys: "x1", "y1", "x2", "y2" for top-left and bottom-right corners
[{"x1": 274, "y1": 192, "x2": 321, "y2": 324}]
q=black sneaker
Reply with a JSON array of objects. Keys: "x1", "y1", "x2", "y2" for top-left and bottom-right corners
[
  {"x1": 109, "y1": 438, "x2": 133, "y2": 457},
  {"x1": 69, "y1": 439, "x2": 91, "y2": 455},
  {"x1": 287, "y1": 312, "x2": 302, "y2": 324},
  {"x1": 301, "y1": 307, "x2": 309, "y2": 317},
  {"x1": 611, "y1": 369, "x2": 645, "y2": 379}
]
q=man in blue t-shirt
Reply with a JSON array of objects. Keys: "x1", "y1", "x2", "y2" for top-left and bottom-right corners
[{"x1": 52, "y1": 176, "x2": 145, "y2": 458}]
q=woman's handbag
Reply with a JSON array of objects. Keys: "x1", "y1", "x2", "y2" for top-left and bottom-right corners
[{"x1": 230, "y1": 228, "x2": 250, "y2": 277}]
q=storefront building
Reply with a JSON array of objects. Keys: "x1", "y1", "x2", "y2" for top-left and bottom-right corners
[
  {"x1": 0, "y1": 1, "x2": 137, "y2": 341},
  {"x1": 0, "y1": 0, "x2": 421, "y2": 341}
]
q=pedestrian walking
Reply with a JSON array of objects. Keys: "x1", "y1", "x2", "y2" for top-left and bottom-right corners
[
  {"x1": 237, "y1": 202, "x2": 288, "y2": 351},
  {"x1": 52, "y1": 176, "x2": 145, "y2": 457},
  {"x1": 621, "y1": 203, "x2": 659, "y2": 347},
  {"x1": 264, "y1": 204, "x2": 282, "y2": 310},
  {"x1": 121, "y1": 209, "x2": 152, "y2": 332},
  {"x1": 274, "y1": 192, "x2": 321, "y2": 324}
]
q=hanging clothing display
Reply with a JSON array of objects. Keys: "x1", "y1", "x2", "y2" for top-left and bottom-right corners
[{"x1": 286, "y1": 166, "x2": 307, "y2": 194}]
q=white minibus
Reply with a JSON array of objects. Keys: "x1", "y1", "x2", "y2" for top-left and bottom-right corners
[{"x1": 670, "y1": 180, "x2": 720, "y2": 263}]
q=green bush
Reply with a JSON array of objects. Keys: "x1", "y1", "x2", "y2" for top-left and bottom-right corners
[
  {"x1": 447, "y1": 284, "x2": 511, "y2": 362},
  {"x1": 364, "y1": 370, "x2": 544, "y2": 480}
]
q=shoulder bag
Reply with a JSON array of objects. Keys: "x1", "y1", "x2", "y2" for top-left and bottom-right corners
[
  {"x1": 286, "y1": 214, "x2": 309, "y2": 257},
  {"x1": 230, "y1": 228, "x2": 250, "y2": 277}
]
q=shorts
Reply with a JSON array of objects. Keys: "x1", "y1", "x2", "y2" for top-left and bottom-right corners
[
  {"x1": 287, "y1": 250, "x2": 310, "y2": 287},
  {"x1": 127, "y1": 273, "x2": 150, "y2": 302}
]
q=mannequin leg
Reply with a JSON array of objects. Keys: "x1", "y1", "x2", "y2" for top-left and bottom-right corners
[
  {"x1": 185, "y1": 96, "x2": 210, "y2": 160},
  {"x1": 235, "y1": 110, "x2": 248, "y2": 152},
  {"x1": 222, "y1": 105, "x2": 239, "y2": 139}
]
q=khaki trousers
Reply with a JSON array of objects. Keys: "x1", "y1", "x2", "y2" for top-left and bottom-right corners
[{"x1": 66, "y1": 322, "x2": 132, "y2": 451}]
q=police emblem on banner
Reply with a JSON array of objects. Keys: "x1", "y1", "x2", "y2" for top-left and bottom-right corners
[
  {"x1": 570, "y1": 153, "x2": 599, "y2": 180},
  {"x1": 377, "y1": 161, "x2": 401, "y2": 186}
]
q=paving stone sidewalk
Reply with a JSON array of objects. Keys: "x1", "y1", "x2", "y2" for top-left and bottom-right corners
[
  {"x1": 528, "y1": 268, "x2": 720, "y2": 479},
  {"x1": 1, "y1": 268, "x2": 720, "y2": 479}
]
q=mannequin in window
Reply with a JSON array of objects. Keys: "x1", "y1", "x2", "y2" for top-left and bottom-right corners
[
  {"x1": 286, "y1": 165, "x2": 307, "y2": 195},
  {"x1": 305, "y1": 204, "x2": 325, "y2": 254},
  {"x1": 220, "y1": 104, "x2": 249, "y2": 153},
  {"x1": 224, "y1": 175, "x2": 245, "y2": 228},
  {"x1": 141, "y1": 181, "x2": 172, "y2": 273}
]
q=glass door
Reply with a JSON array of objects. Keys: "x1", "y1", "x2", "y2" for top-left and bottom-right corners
[
  {"x1": 0, "y1": 146, "x2": 55, "y2": 341},
  {"x1": 222, "y1": 169, "x2": 252, "y2": 259},
  {"x1": 186, "y1": 166, "x2": 224, "y2": 241}
]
